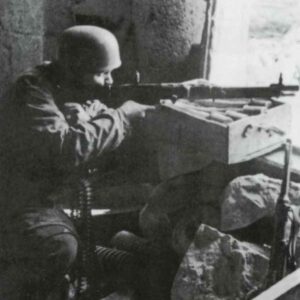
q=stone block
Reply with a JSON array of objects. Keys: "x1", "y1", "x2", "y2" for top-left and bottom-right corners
[
  {"x1": 172, "y1": 206, "x2": 220, "y2": 256},
  {"x1": 73, "y1": 0, "x2": 132, "y2": 25},
  {"x1": 0, "y1": 31, "x2": 43, "y2": 100},
  {"x1": 0, "y1": 0, "x2": 44, "y2": 100},
  {"x1": 0, "y1": 31, "x2": 13, "y2": 99},
  {"x1": 171, "y1": 224, "x2": 269, "y2": 300},
  {"x1": 0, "y1": 0, "x2": 44, "y2": 35},
  {"x1": 0, "y1": 31, "x2": 42, "y2": 99},
  {"x1": 73, "y1": 0, "x2": 207, "y2": 82},
  {"x1": 10, "y1": 33, "x2": 43, "y2": 77},
  {"x1": 133, "y1": 0, "x2": 207, "y2": 82},
  {"x1": 221, "y1": 174, "x2": 300, "y2": 231},
  {"x1": 44, "y1": 0, "x2": 74, "y2": 34}
]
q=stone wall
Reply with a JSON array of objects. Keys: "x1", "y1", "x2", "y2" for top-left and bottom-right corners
[
  {"x1": 43, "y1": 0, "x2": 76, "y2": 60},
  {"x1": 72, "y1": 0, "x2": 207, "y2": 83},
  {"x1": 0, "y1": 0, "x2": 208, "y2": 99},
  {"x1": 0, "y1": 0, "x2": 44, "y2": 100},
  {"x1": 0, "y1": 0, "x2": 208, "y2": 182}
]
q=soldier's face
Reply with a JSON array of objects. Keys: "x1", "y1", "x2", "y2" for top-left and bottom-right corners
[{"x1": 81, "y1": 70, "x2": 114, "y2": 88}]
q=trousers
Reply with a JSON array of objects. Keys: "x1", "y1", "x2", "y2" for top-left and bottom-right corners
[
  {"x1": 0, "y1": 206, "x2": 144, "y2": 300},
  {"x1": 0, "y1": 207, "x2": 78, "y2": 300}
]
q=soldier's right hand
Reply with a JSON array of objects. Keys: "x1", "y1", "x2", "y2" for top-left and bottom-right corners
[{"x1": 119, "y1": 100, "x2": 155, "y2": 121}]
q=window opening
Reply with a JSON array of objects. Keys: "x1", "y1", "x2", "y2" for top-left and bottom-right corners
[{"x1": 208, "y1": 0, "x2": 300, "y2": 147}]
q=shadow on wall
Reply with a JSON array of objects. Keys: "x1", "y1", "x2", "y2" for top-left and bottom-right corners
[
  {"x1": 0, "y1": 0, "x2": 209, "y2": 102},
  {"x1": 75, "y1": 13, "x2": 139, "y2": 84},
  {"x1": 71, "y1": 0, "x2": 208, "y2": 83},
  {"x1": 75, "y1": 14, "x2": 205, "y2": 84}
]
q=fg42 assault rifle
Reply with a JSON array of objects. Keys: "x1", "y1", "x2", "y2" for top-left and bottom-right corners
[
  {"x1": 98, "y1": 75, "x2": 299, "y2": 105},
  {"x1": 249, "y1": 140, "x2": 300, "y2": 299},
  {"x1": 266, "y1": 139, "x2": 297, "y2": 285}
]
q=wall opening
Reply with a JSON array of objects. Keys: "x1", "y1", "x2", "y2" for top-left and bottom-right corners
[{"x1": 209, "y1": 0, "x2": 300, "y2": 147}]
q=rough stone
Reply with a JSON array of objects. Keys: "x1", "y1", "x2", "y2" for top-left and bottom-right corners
[
  {"x1": 0, "y1": 30, "x2": 13, "y2": 99},
  {"x1": 0, "y1": 0, "x2": 44, "y2": 100},
  {"x1": 172, "y1": 205, "x2": 220, "y2": 256},
  {"x1": 171, "y1": 224, "x2": 269, "y2": 300},
  {"x1": 0, "y1": 32, "x2": 43, "y2": 98},
  {"x1": 0, "y1": 0, "x2": 44, "y2": 35},
  {"x1": 44, "y1": 0, "x2": 74, "y2": 34},
  {"x1": 73, "y1": 0, "x2": 207, "y2": 82},
  {"x1": 10, "y1": 33, "x2": 43, "y2": 76},
  {"x1": 43, "y1": 0, "x2": 77, "y2": 59},
  {"x1": 133, "y1": 0, "x2": 206, "y2": 82},
  {"x1": 221, "y1": 174, "x2": 300, "y2": 231}
]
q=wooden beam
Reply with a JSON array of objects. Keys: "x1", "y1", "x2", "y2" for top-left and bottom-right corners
[{"x1": 253, "y1": 269, "x2": 300, "y2": 300}]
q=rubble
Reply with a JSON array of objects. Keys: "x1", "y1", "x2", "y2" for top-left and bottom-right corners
[
  {"x1": 171, "y1": 224, "x2": 269, "y2": 300},
  {"x1": 172, "y1": 205, "x2": 220, "y2": 256},
  {"x1": 221, "y1": 174, "x2": 300, "y2": 231}
]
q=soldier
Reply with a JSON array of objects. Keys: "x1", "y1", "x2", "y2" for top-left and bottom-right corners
[{"x1": 0, "y1": 25, "x2": 154, "y2": 299}]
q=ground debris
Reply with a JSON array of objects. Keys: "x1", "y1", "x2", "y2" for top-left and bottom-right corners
[{"x1": 171, "y1": 224, "x2": 269, "y2": 300}]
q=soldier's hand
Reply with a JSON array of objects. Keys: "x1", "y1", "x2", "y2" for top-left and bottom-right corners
[
  {"x1": 63, "y1": 102, "x2": 91, "y2": 124},
  {"x1": 83, "y1": 99, "x2": 108, "y2": 118},
  {"x1": 119, "y1": 100, "x2": 155, "y2": 121}
]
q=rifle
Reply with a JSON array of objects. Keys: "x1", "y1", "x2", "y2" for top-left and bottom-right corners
[
  {"x1": 246, "y1": 140, "x2": 297, "y2": 300},
  {"x1": 253, "y1": 139, "x2": 300, "y2": 300},
  {"x1": 100, "y1": 76, "x2": 299, "y2": 105},
  {"x1": 266, "y1": 139, "x2": 295, "y2": 287}
]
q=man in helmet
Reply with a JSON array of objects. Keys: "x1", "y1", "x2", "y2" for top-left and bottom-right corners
[{"x1": 0, "y1": 25, "x2": 154, "y2": 299}]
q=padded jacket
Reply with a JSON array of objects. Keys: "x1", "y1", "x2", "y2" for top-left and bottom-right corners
[{"x1": 0, "y1": 62, "x2": 131, "y2": 215}]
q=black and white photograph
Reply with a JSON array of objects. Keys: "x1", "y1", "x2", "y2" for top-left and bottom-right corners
[{"x1": 0, "y1": 0, "x2": 300, "y2": 299}]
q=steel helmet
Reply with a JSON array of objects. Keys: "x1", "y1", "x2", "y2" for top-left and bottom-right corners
[{"x1": 58, "y1": 25, "x2": 122, "y2": 73}]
